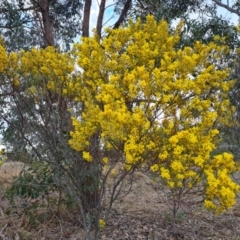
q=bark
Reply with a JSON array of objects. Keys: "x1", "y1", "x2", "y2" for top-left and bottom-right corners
[
  {"x1": 82, "y1": 0, "x2": 92, "y2": 37},
  {"x1": 113, "y1": 0, "x2": 132, "y2": 29},
  {"x1": 96, "y1": 0, "x2": 106, "y2": 38},
  {"x1": 39, "y1": 0, "x2": 55, "y2": 46}
]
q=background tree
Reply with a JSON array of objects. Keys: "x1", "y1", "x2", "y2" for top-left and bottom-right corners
[
  {"x1": 0, "y1": 0, "x2": 223, "y2": 51},
  {"x1": 0, "y1": 0, "x2": 84, "y2": 50},
  {"x1": 119, "y1": 0, "x2": 205, "y2": 23}
]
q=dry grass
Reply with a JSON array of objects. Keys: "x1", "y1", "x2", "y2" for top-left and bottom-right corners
[
  {"x1": 0, "y1": 162, "x2": 239, "y2": 239},
  {"x1": 0, "y1": 162, "x2": 24, "y2": 181}
]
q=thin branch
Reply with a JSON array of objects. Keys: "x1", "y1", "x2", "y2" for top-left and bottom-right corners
[
  {"x1": 136, "y1": 0, "x2": 146, "y2": 9},
  {"x1": 54, "y1": 214, "x2": 63, "y2": 239},
  {"x1": 0, "y1": 223, "x2": 8, "y2": 240},
  {"x1": 102, "y1": 14, "x2": 115, "y2": 28},
  {"x1": 0, "y1": 19, "x2": 37, "y2": 29},
  {"x1": 105, "y1": 3, "x2": 116, "y2": 10},
  {"x1": 212, "y1": 0, "x2": 240, "y2": 17},
  {"x1": 0, "y1": 6, "x2": 37, "y2": 13}
]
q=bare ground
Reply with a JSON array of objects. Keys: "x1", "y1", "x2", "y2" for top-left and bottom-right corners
[{"x1": 0, "y1": 162, "x2": 239, "y2": 240}]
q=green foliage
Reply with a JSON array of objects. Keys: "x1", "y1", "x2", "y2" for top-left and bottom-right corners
[
  {"x1": 5, "y1": 161, "x2": 57, "y2": 202},
  {"x1": 115, "y1": 0, "x2": 205, "y2": 23},
  {"x1": 163, "y1": 210, "x2": 186, "y2": 224},
  {"x1": 181, "y1": 15, "x2": 240, "y2": 49}
]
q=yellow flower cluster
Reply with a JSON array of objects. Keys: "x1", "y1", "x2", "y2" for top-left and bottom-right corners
[
  {"x1": 202, "y1": 153, "x2": 239, "y2": 213},
  {"x1": 0, "y1": 149, "x2": 7, "y2": 168},
  {"x1": 0, "y1": 46, "x2": 75, "y2": 101},
  {"x1": 0, "y1": 45, "x2": 7, "y2": 72},
  {"x1": 99, "y1": 219, "x2": 106, "y2": 230},
  {"x1": 82, "y1": 151, "x2": 93, "y2": 162},
  {"x1": 155, "y1": 126, "x2": 239, "y2": 212}
]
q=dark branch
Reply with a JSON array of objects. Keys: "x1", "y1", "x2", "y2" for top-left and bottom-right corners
[
  {"x1": 113, "y1": 0, "x2": 132, "y2": 29},
  {"x1": 212, "y1": 0, "x2": 240, "y2": 17},
  {"x1": 0, "y1": 6, "x2": 37, "y2": 13},
  {"x1": 0, "y1": 20, "x2": 37, "y2": 29}
]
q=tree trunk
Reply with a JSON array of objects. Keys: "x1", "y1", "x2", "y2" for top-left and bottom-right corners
[
  {"x1": 82, "y1": 0, "x2": 92, "y2": 37},
  {"x1": 39, "y1": 0, "x2": 55, "y2": 46},
  {"x1": 96, "y1": 0, "x2": 106, "y2": 38}
]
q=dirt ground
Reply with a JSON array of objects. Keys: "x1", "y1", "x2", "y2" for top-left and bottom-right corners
[{"x1": 0, "y1": 162, "x2": 240, "y2": 240}]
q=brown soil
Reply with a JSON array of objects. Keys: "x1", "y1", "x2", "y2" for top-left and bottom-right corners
[{"x1": 0, "y1": 162, "x2": 239, "y2": 240}]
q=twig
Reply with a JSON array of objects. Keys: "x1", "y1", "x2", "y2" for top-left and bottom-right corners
[
  {"x1": 54, "y1": 213, "x2": 63, "y2": 240},
  {"x1": 0, "y1": 207, "x2": 4, "y2": 217},
  {"x1": 0, "y1": 223, "x2": 8, "y2": 240},
  {"x1": 14, "y1": 232, "x2": 20, "y2": 240},
  {"x1": 0, "y1": 223, "x2": 7, "y2": 233},
  {"x1": 0, "y1": 233, "x2": 6, "y2": 240}
]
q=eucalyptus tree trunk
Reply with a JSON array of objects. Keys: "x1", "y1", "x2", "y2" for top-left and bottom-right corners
[
  {"x1": 39, "y1": 0, "x2": 55, "y2": 46},
  {"x1": 82, "y1": 0, "x2": 92, "y2": 37}
]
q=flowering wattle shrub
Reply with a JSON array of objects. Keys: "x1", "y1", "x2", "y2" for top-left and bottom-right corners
[{"x1": 0, "y1": 15, "x2": 238, "y2": 214}]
